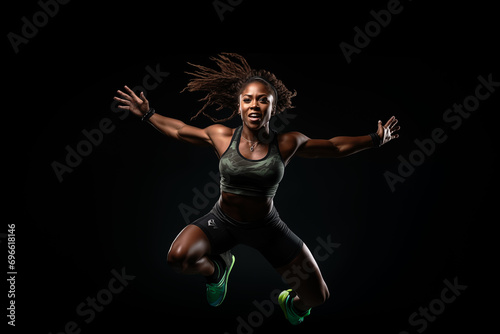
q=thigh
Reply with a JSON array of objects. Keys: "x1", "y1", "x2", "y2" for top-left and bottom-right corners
[
  {"x1": 250, "y1": 219, "x2": 303, "y2": 268},
  {"x1": 188, "y1": 210, "x2": 237, "y2": 255}
]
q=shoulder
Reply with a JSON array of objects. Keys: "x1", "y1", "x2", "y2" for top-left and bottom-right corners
[
  {"x1": 205, "y1": 124, "x2": 235, "y2": 138},
  {"x1": 278, "y1": 131, "x2": 310, "y2": 148},
  {"x1": 276, "y1": 131, "x2": 311, "y2": 165}
]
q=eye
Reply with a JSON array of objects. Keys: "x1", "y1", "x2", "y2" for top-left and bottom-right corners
[
  {"x1": 259, "y1": 98, "x2": 269, "y2": 103},
  {"x1": 243, "y1": 98, "x2": 251, "y2": 103}
]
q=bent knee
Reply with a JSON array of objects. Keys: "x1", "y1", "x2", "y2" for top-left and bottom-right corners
[
  {"x1": 315, "y1": 285, "x2": 330, "y2": 306},
  {"x1": 323, "y1": 284, "x2": 331, "y2": 303},
  {"x1": 167, "y1": 246, "x2": 202, "y2": 273},
  {"x1": 305, "y1": 283, "x2": 330, "y2": 307},
  {"x1": 167, "y1": 247, "x2": 187, "y2": 271}
]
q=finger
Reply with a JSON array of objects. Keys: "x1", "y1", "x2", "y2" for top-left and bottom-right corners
[
  {"x1": 376, "y1": 120, "x2": 384, "y2": 137},
  {"x1": 384, "y1": 116, "x2": 396, "y2": 128},
  {"x1": 140, "y1": 91, "x2": 148, "y2": 102},
  {"x1": 117, "y1": 90, "x2": 132, "y2": 101},
  {"x1": 124, "y1": 85, "x2": 141, "y2": 102},
  {"x1": 389, "y1": 118, "x2": 398, "y2": 128},
  {"x1": 117, "y1": 105, "x2": 130, "y2": 110},
  {"x1": 113, "y1": 96, "x2": 131, "y2": 104}
]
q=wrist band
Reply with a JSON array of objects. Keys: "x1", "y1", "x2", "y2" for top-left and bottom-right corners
[
  {"x1": 141, "y1": 108, "x2": 156, "y2": 122},
  {"x1": 369, "y1": 133, "x2": 381, "y2": 147}
]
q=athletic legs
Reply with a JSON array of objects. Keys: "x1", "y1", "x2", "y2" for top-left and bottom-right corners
[{"x1": 167, "y1": 209, "x2": 330, "y2": 317}]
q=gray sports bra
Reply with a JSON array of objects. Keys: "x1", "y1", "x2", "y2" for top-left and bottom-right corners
[{"x1": 219, "y1": 126, "x2": 285, "y2": 197}]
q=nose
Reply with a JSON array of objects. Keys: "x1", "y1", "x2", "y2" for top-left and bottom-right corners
[{"x1": 250, "y1": 99, "x2": 259, "y2": 109}]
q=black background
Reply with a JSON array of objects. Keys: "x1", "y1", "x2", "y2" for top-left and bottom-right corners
[{"x1": 6, "y1": 0, "x2": 499, "y2": 333}]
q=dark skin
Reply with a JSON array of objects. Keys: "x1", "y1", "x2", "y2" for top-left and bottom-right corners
[{"x1": 114, "y1": 82, "x2": 400, "y2": 311}]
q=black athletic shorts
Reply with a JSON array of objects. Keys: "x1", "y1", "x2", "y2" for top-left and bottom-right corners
[{"x1": 190, "y1": 201, "x2": 303, "y2": 268}]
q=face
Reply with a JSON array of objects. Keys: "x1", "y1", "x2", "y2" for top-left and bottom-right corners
[{"x1": 238, "y1": 81, "x2": 275, "y2": 130}]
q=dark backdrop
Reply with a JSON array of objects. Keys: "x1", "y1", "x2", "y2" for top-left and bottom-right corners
[{"x1": 7, "y1": 1, "x2": 498, "y2": 333}]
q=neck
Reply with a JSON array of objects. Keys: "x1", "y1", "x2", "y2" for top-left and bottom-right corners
[{"x1": 241, "y1": 123, "x2": 271, "y2": 143}]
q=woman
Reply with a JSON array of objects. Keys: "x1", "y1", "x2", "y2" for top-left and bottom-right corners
[{"x1": 114, "y1": 53, "x2": 400, "y2": 325}]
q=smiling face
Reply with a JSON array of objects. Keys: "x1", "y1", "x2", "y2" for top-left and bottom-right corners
[{"x1": 238, "y1": 81, "x2": 275, "y2": 130}]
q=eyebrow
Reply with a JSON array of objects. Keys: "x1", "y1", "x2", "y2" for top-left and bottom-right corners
[{"x1": 242, "y1": 93, "x2": 270, "y2": 98}]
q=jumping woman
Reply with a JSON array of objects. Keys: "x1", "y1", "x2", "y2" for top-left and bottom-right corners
[{"x1": 114, "y1": 53, "x2": 400, "y2": 325}]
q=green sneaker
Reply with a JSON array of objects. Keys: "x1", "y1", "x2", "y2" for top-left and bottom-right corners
[
  {"x1": 206, "y1": 251, "x2": 236, "y2": 307},
  {"x1": 278, "y1": 289, "x2": 311, "y2": 325}
]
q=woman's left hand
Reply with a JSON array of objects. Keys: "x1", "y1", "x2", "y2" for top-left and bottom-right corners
[{"x1": 377, "y1": 116, "x2": 400, "y2": 146}]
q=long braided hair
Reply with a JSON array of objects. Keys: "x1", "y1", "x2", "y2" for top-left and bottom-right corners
[{"x1": 181, "y1": 53, "x2": 297, "y2": 123}]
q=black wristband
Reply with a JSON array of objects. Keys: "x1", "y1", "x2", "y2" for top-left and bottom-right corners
[
  {"x1": 369, "y1": 133, "x2": 381, "y2": 147},
  {"x1": 141, "y1": 108, "x2": 156, "y2": 122}
]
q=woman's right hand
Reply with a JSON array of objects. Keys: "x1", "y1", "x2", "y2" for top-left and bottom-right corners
[{"x1": 114, "y1": 85, "x2": 150, "y2": 117}]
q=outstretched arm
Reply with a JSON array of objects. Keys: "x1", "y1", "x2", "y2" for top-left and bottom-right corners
[
  {"x1": 292, "y1": 117, "x2": 400, "y2": 159},
  {"x1": 114, "y1": 86, "x2": 227, "y2": 147}
]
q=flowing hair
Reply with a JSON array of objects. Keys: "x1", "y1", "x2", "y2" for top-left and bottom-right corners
[{"x1": 181, "y1": 53, "x2": 297, "y2": 122}]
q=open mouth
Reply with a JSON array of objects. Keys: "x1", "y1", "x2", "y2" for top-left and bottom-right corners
[{"x1": 248, "y1": 113, "x2": 262, "y2": 121}]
